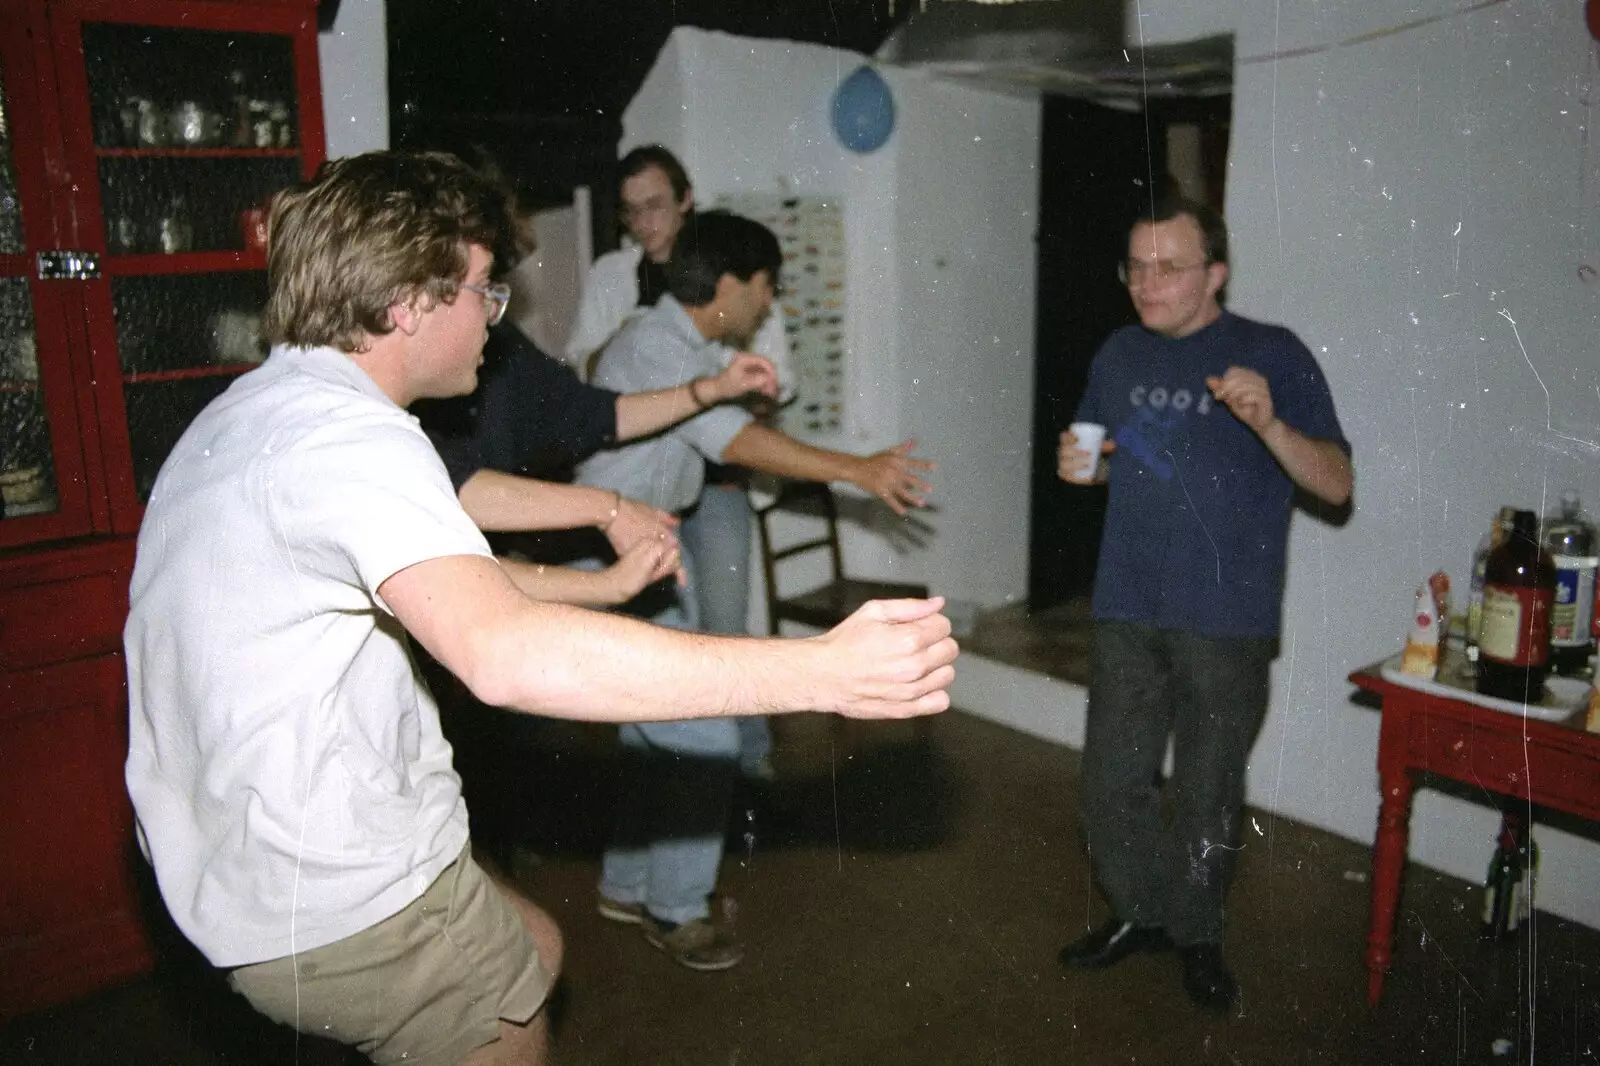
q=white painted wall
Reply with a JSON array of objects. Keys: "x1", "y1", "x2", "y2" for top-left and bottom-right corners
[
  {"x1": 504, "y1": 206, "x2": 586, "y2": 359},
  {"x1": 1123, "y1": 0, "x2": 1600, "y2": 928},
  {"x1": 317, "y1": 0, "x2": 388, "y2": 159},
  {"x1": 622, "y1": 12, "x2": 1600, "y2": 932},
  {"x1": 623, "y1": 28, "x2": 1040, "y2": 610}
]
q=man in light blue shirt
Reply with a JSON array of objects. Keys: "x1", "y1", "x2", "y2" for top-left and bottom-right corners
[
  {"x1": 575, "y1": 289, "x2": 754, "y2": 515},
  {"x1": 576, "y1": 211, "x2": 934, "y2": 971}
]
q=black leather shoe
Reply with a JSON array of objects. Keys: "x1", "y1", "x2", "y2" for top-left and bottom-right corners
[
  {"x1": 1059, "y1": 918, "x2": 1174, "y2": 969},
  {"x1": 1178, "y1": 943, "x2": 1237, "y2": 1012}
]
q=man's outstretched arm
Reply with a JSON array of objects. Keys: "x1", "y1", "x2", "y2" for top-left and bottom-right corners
[
  {"x1": 719, "y1": 424, "x2": 934, "y2": 515},
  {"x1": 379, "y1": 553, "x2": 957, "y2": 723}
]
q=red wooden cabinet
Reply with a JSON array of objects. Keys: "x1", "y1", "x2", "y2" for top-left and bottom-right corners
[{"x1": 0, "y1": 0, "x2": 324, "y2": 1019}]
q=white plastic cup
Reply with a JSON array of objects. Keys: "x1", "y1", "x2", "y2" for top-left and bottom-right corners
[{"x1": 1068, "y1": 422, "x2": 1106, "y2": 480}]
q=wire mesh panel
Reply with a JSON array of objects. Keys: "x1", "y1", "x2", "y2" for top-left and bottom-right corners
[
  {"x1": 114, "y1": 272, "x2": 269, "y2": 376},
  {"x1": 80, "y1": 19, "x2": 304, "y2": 505},
  {"x1": 0, "y1": 64, "x2": 55, "y2": 521}
]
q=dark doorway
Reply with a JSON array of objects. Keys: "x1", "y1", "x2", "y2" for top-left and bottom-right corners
[{"x1": 1027, "y1": 94, "x2": 1231, "y2": 611}]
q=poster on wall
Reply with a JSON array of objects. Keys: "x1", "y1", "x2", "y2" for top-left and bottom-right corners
[{"x1": 713, "y1": 193, "x2": 846, "y2": 436}]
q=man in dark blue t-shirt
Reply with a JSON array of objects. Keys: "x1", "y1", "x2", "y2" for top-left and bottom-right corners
[{"x1": 1056, "y1": 196, "x2": 1353, "y2": 1012}]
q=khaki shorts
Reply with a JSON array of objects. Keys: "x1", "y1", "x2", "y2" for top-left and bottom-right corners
[{"x1": 229, "y1": 845, "x2": 552, "y2": 1066}]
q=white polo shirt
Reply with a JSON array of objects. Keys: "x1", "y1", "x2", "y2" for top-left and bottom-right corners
[{"x1": 124, "y1": 345, "x2": 493, "y2": 968}]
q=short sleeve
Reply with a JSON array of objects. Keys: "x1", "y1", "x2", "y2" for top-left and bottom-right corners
[
  {"x1": 1268, "y1": 330, "x2": 1349, "y2": 454},
  {"x1": 752, "y1": 306, "x2": 795, "y2": 402},
  {"x1": 427, "y1": 430, "x2": 484, "y2": 492},
  {"x1": 1074, "y1": 337, "x2": 1116, "y2": 426},
  {"x1": 564, "y1": 252, "x2": 638, "y2": 368},
  {"x1": 678, "y1": 405, "x2": 753, "y2": 462},
  {"x1": 273, "y1": 417, "x2": 492, "y2": 605},
  {"x1": 477, "y1": 328, "x2": 619, "y2": 471}
]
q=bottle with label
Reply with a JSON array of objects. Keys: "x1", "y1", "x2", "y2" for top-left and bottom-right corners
[
  {"x1": 1543, "y1": 491, "x2": 1598, "y2": 677},
  {"x1": 1480, "y1": 811, "x2": 1533, "y2": 938},
  {"x1": 1466, "y1": 507, "x2": 1519, "y2": 663},
  {"x1": 1477, "y1": 509, "x2": 1556, "y2": 702}
]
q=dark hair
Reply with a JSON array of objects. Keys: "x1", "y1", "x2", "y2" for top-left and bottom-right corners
[
  {"x1": 452, "y1": 144, "x2": 540, "y2": 275},
  {"x1": 661, "y1": 211, "x2": 782, "y2": 308},
  {"x1": 618, "y1": 144, "x2": 692, "y2": 202},
  {"x1": 262, "y1": 151, "x2": 506, "y2": 351},
  {"x1": 1141, "y1": 194, "x2": 1229, "y2": 265}
]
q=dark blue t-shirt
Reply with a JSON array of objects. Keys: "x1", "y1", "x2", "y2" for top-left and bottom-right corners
[
  {"x1": 417, "y1": 322, "x2": 619, "y2": 489},
  {"x1": 1074, "y1": 310, "x2": 1348, "y2": 638}
]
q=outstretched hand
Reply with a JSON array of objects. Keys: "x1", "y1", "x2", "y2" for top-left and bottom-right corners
[
  {"x1": 812, "y1": 597, "x2": 958, "y2": 719},
  {"x1": 855, "y1": 439, "x2": 936, "y2": 515}
]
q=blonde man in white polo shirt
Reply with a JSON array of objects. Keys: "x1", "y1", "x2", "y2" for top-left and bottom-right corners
[{"x1": 123, "y1": 151, "x2": 958, "y2": 1066}]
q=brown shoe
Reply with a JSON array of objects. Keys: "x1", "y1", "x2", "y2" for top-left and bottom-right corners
[
  {"x1": 642, "y1": 914, "x2": 744, "y2": 972},
  {"x1": 596, "y1": 894, "x2": 647, "y2": 925}
]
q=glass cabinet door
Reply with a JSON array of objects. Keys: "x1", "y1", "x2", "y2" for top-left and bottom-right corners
[
  {"x1": 51, "y1": 3, "x2": 322, "y2": 528},
  {"x1": 0, "y1": 13, "x2": 96, "y2": 546}
]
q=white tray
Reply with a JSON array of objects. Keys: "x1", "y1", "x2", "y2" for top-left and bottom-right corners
[{"x1": 1379, "y1": 653, "x2": 1589, "y2": 723}]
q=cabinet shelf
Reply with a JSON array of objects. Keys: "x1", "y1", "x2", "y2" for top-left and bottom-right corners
[
  {"x1": 107, "y1": 250, "x2": 265, "y2": 275},
  {"x1": 123, "y1": 364, "x2": 256, "y2": 384},
  {"x1": 95, "y1": 146, "x2": 298, "y2": 159}
]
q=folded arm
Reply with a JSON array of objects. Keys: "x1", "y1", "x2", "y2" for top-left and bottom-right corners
[
  {"x1": 1258, "y1": 420, "x2": 1354, "y2": 506},
  {"x1": 613, "y1": 353, "x2": 778, "y2": 441},
  {"x1": 1207, "y1": 367, "x2": 1353, "y2": 506}
]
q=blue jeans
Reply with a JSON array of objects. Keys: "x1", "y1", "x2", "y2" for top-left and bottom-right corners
[
  {"x1": 1078, "y1": 621, "x2": 1275, "y2": 946},
  {"x1": 679, "y1": 482, "x2": 772, "y2": 772},
  {"x1": 596, "y1": 543, "x2": 740, "y2": 926}
]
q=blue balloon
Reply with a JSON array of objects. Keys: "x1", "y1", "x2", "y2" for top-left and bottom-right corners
[{"x1": 831, "y1": 65, "x2": 895, "y2": 154}]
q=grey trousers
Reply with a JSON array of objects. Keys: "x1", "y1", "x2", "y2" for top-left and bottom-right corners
[{"x1": 1079, "y1": 621, "x2": 1275, "y2": 946}]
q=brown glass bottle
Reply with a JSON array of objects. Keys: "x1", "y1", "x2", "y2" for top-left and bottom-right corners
[{"x1": 1477, "y1": 510, "x2": 1556, "y2": 701}]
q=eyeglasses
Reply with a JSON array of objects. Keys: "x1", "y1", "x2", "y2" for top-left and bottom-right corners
[
  {"x1": 620, "y1": 196, "x2": 678, "y2": 223},
  {"x1": 1117, "y1": 258, "x2": 1210, "y2": 286},
  {"x1": 460, "y1": 282, "x2": 511, "y2": 326}
]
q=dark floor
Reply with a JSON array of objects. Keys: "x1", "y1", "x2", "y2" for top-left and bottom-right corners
[
  {"x1": 963, "y1": 599, "x2": 1094, "y2": 685},
  {"x1": 5, "y1": 640, "x2": 1599, "y2": 1064}
]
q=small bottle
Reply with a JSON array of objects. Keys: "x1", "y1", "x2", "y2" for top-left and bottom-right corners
[
  {"x1": 228, "y1": 68, "x2": 253, "y2": 147},
  {"x1": 1466, "y1": 507, "x2": 1518, "y2": 663},
  {"x1": 1478, "y1": 809, "x2": 1529, "y2": 934},
  {"x1": 1513, "y1": 822, "x2": 1539, "y2": 928},
  {"x1": 1543, "y1": 491, "x2": 1598, "y2": 677},
  {"x1": 158, "y1": 196, "x2": 193, "y2": 254},
  {"x1": 1480, "y1": 813, "x2": 1526, "y2": 938},
  {"x1": 1477, "y1": 509, "x2": 1556, "y2": 702}
]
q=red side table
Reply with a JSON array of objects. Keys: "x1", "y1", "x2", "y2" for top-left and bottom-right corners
[{"x1": 1349, "y1": 661, "x2": 1600, "y2": 1005}]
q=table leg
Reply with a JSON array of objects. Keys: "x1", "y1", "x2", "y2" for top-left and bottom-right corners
[{"x1": 1366, "y1": 767, "x2": 1414, "y2": 1005}]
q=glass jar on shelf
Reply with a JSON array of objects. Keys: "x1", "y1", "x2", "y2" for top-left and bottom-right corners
[{"x1": 157, "y1": 196, "x2": 192, "y2": 254}]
